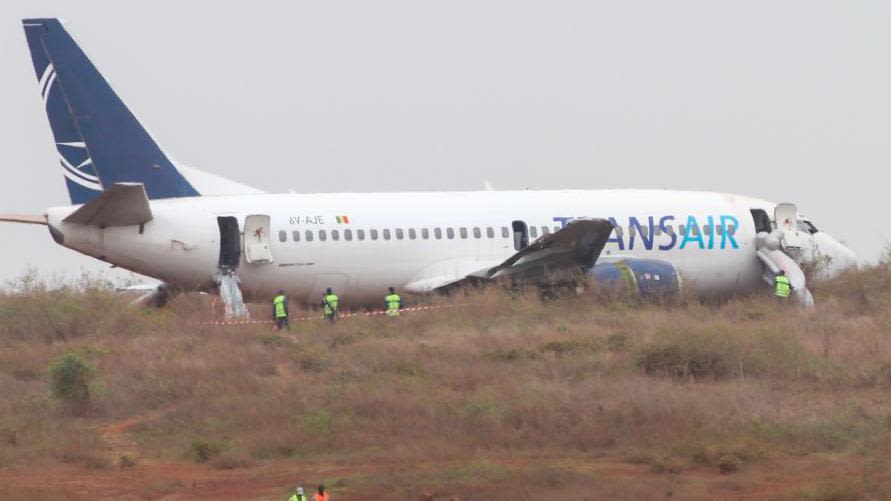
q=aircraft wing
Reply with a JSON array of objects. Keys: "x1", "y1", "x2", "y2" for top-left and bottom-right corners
[
  {"x1": 436, "y1": 218, "x2": 614, "y2": 291},
  {"x1": 64, "y1": 182, "x2": 153, "y2": 227}
]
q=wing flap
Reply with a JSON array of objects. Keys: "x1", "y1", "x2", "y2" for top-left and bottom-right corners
[
  {"x1": 63, "y1": 182, "x2": 153, "y2": 227},
  {"x1": 0, "y1": 214, "x2": 47, "y2": 225},
  {"x1": 437, "y1": 218, "x2": 614, "y2": 291}
]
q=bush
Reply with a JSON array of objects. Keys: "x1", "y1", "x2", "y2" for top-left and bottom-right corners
[
  {"x1": 718, "y1": 454, "x2": 741, "y2": 474},
  {"x1": 636, "y1": 332, "x2": 736, "y2": 379},
  {"x1": 48, "y1": 353, "x2": 94, "y2": 414},
  {"x1": 606, "y1": 332, "x2": 629, "y2": 353},
  {"x1": 189, "y1": 439, "x2": 223, "y2": 463}
]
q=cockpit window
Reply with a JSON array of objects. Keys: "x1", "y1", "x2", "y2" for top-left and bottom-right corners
[{"x1": 797, "y1": 220, "x2": 818, "y2": 234}]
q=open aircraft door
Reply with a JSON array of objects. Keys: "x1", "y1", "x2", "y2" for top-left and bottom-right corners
[
  {"x1": 243, "y1": 215, "x2": 274, "y2": 264},
  {"x1": 774, "y1": 203, "x2": 802, "y2": 251}
]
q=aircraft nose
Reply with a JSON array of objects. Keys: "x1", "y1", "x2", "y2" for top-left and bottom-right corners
[{"x1": 817, "y1": 233, "x2": 857, "y2": 277}]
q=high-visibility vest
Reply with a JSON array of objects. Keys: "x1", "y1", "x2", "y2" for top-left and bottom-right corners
[
  {"x1": 323, "y1": 294, "x2": 339, "y2": 315},
  {"x1": 774, "y1": 275, "x2": 791, "y2": 298},
  {"x1": 313, "y1": 493, "x2": 329, "y2": 501},
  {"x1": 274, "y1": 295, "x2": 287, "y2": 318},
  {"x1": 385, "y1": 293, "x2": 401, "y2": 316},
  {"x1": 289, "y1": 495, "x2": 307, "y2": 501}
]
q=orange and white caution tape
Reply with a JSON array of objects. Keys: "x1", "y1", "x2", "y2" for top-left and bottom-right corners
[{"x1": 201, "y1": 303, "x2": 461, "y2": 326}]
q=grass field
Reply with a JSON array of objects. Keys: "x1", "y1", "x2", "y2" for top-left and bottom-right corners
[{"x1": 1, "y1": 263, "x2": 891, "y2": 500}]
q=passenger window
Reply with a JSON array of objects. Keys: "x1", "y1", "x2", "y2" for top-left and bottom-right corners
[
  {"x1": 319, "y1": 230, "x2": 327, "y2": 241},
  {"x1": 541, "y1": 226, "x2": 550, "y2": 236},
  {"x1": 459, "y1": 227, "x2": 468, "y2": 239},
  {"x1": 501, "y1": 227, "x2": 509, "y2": 238},
  {"x1": 409, "y1": 228, "x2": 416, "y2": 240},
  {"x1": 357, "y1": 229, "x2": 365, "y2": 240},
  {"x1": 628, "y1": 226, "x2": 636, "y2": 238},
  {"x1": 473, "y1": 227, "x2": 481, "y2": 239},
  {"x1": 653, "y1": 226, "x2": 662, "y2": 236},
  {"x1": 447, "y1": 228, "x2": 455, "y2": 239},
  {"x1": 716, "y1": 225, "x2": 723, "y2": 236},
  {"x1": 279, "y1": 230, "x2": 287, "y2": 243},
  {"x1": 422, "y1": 228, "x2": 430, "y2": 239},
  {"x1": 692, "y1": 225, "x2": 700, "y2": 236},
  {"x1": 395, "y1": 228, "x2": 404, "y2": 240},
  {"x1": 529, "y1": 226, "x2": 538, "y2": 238},
  {"x1": 331, "y1": 229, "x2": 340, "y2": 241},
  {"x1": 727, "y1": 225, "x2": 736, "y2": 236},
  {"x1": 292, "y1": 230, "x2": 300, "y2": 242},
  {"x1": 383, "y1": 229, "x2": 391, "y2": 240},
  {"x1": 486, "y1": 227, "x2": 495, "y2": 238},
  {"x1": 344, "y1": 229, "x2": 353, "y2": 241},
  {"x1": 679, "y1": 224, "x2": 686, "y2": 236},
  {"x1": 640, "y1": 226, "x2": 648, "y2": 237},
  {"x1": 434, "y1": 228, "x2": 442, "y2": 239},
  {"x1": 614, "y1": 226, "x2": 624, "y2": 238},
  {"x1": 370, "y1": 229, "x2": 378, "y2": 240},
  {"x1": 305, "y1": 230, "x2": 314, "y2": 242},
  {"x1": 703, "y1": 225, "x2": 712, "y2": 236}
]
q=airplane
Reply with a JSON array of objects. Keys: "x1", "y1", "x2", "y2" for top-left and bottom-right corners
[{"x1": 1, "y1": 18, "x2": 856, "y2": 314}]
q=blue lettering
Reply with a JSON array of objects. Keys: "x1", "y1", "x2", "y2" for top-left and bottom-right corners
[
  {"x1": 679, "y1": 216, "x2": 704, "y2": 249},
  {"x1": 706, "y1": 215, "x2": 715, "y2": 250},
  {"x1": 720, "y1": 215, "x2": 740, "y2": 249},
  {"x1": 628, "y1": 216, "x2": 655, "y2": 250},
  {"x1": 658, "y1": 215, "x2": 676, "y2": 250},
  {"x1": 607, "y1": 217, "x2": 625, "y2": 250},
  {"x1": 549, "y1": 213, "x2": 737, "y2": 252}
]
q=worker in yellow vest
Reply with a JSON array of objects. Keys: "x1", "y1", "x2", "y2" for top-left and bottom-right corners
[
  {"x1": 385, "y1": 287, "x2": 402, "y2": 317},
  {"x1": 774, "y1": 270, "x2": 792, "y2": 301},
  {"x1": 321, "y1": 288, "x2": 339, "y2": 322},
  {"x1": 272, "y1": 290, "x2": 289, "y2": 330}
]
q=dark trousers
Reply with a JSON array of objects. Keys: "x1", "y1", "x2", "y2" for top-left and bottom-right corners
[{"x1": 275, "y1": 317, "x2": 290, "y2": 330}]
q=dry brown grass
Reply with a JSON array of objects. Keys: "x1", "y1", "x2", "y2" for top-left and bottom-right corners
[{"x1": 2, "y1": 264, "x2": 891, "y2": 498}]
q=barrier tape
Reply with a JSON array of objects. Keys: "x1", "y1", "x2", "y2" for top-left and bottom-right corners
[{"x1": 201, "y1": 303, "x2": 461, "y2": 326}]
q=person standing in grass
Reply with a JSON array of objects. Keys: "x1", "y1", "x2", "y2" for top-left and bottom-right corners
[
  {"x1": 313, "y1": 484, "x2": 330, "y2": 501},
  {"x1": 273, "y1": 290, "x2": 290, "y2": 330},
  {"x1": 385, "y1": 286, "x2": 402, "y2": 317},
  {"x1": 774, "y1": 270, "x2": 792, "y2": 301},
  {"x1": 289, "y1": 486, "x2": 308, "y2": 501},
  {"x1": 321, "y1": 288, "x2": 339, "y2": 322}
]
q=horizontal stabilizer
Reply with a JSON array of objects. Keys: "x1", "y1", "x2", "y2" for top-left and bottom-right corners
[
  {"x1": 64, "y1": 182, "x2": 153, "y2": 227},
  {"x1": 0, "y1": 214, "x2": 47, "y2": 225}
]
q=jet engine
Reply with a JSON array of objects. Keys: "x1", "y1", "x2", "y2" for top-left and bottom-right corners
[{"x1": 586, "y1": 259, "x2": 682, "y2": 301}]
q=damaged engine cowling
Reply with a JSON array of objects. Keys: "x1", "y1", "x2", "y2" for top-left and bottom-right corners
[{"x1": 586, "y1": 259, "x2": 682, "y2": 301}]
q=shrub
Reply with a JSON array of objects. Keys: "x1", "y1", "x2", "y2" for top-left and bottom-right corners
[
  {"x1": 189, "y1": 439, "x2": 223, "y2": 463},
  {"x1": 606, "y1": 332, "x2": 629, "y2": 353},
  {"x1": 635, "y1": 332, "x2": 736, "y2": 379},
  {"x1": 718, "y1": 454, "x2": 741, "y2": 474},
  {"x1": 48, "y1": 352, "x2": 94, "y2": 413}
]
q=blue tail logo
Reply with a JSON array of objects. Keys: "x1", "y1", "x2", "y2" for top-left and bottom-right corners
[{"x1": 23, "y1": 19, "x2": 200, "y2": 204}]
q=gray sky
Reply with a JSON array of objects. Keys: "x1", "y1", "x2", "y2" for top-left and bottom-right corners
[{"x1": 1, "y1": 0, "x2": 889, "y2": 284}]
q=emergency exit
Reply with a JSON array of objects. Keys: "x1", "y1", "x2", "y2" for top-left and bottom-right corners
[{"x1": 243, "y1": 214, "x2": 274, "y2": 264}]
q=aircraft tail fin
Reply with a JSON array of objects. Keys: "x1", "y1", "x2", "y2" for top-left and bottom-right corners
[{"x1": 22, "y1": 18, "x2": 200, "y2": 204}]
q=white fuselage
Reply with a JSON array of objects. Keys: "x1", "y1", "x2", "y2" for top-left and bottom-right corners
[{"x1": 44, "y1": 189, "x2": 850, "y2": 306}]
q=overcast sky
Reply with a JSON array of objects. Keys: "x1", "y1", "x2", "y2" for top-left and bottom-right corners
[{"x1": 0, "y1": 0, "x2": 888, "y2": 284}]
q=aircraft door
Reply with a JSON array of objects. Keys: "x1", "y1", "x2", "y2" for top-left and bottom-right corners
[
  {"x1": 774, "y1": 203, "x2": 802, "y2": 251},
  {"x1": 243, "y1": 215, "x2": 274, "y2": 264},
  {"x1": 217, "y1": 216, "x2": 241, "y2": 269},
  {"x1": 512, "y1": 220, "x2": 529, "y2": 251}
]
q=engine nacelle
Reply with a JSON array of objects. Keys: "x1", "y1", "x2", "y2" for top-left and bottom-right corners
[{"x1": 586, "y1": 259, "x2": 682, "y2": 301}]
